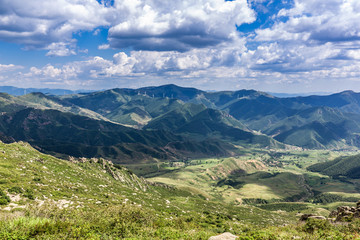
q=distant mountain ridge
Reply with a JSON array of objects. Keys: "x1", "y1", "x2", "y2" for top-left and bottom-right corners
[
  {"x1": 1, "y1": 84, "x2": 360, "y2": 162},
  {"x1": 0, "y1": 86, "x2": 95, "y2": 96}
]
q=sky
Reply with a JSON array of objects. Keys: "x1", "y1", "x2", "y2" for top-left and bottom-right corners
[{"x1": 0, "y1": 0, "x2": 360, "y2": 93}]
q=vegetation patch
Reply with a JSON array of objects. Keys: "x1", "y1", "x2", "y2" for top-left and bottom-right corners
[
  {"x1": 0, "y1": 189, "x2": 10, "y2": 205},
  {"x1": 257, "y1": 203, "x2": 309, "y2": 212}
]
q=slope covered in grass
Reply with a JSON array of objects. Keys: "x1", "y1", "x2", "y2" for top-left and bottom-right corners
[
  {"x1": 308, "y1": 154, "x2": 360, "y2": 178},
  {"x1": 0, "y1": 141, "x2": 304, "y2": 239}
]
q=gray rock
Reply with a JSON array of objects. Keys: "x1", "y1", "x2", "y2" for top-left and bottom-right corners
[{"x1": 209, "y1": 232, "x2": 238, "y2": 240}]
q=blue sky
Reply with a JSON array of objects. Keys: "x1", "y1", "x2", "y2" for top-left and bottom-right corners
[{"x1": 0, "y1": 0, "x2": 360, "y2": 93}]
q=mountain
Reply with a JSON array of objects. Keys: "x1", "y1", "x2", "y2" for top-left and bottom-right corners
[
  {"x1": 199, "y1": 89, "x2": 360, "y2": 149},
  {"x1": 146, "y1": 106, "x2": 282, "y2": 148},
  {"x1": 16, "y1": 92, "x2": 109, "y2": 121},
  {"x1": 4, "y1": 84, "x2": 360, "y2": 151},
  {"x1": 268, "y1": 92, "x2": 332, "y2": 98},
  {"x1": 62, "y1": 87, "x2": 283, "y2": 148},
  {"x1": 282, "y1": 91, "x2": 360, "y2": 114},
  {"x1": 137, "y1": 84, "x2": 205, "y2": 101},
  {"x1": 0, "y1": 107, "x2": 236, "y2": 163},
  {"x1": 261, "y1": 107, "x2": 360, "y2": 149},
  {"x1": 63, "y1": 88, "x2": 186, "y2": 127}
]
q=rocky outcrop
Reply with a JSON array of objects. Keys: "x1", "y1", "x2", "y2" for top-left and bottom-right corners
[
  {"x1": 329, "y1": 201, "x2": 360, "y2": 222},
  {"x1": 300, "y1": 214, "x2": 326, "y2": 221},
  {"x1": 67, "y1": 156, "x2": 148, "y2": 191}
]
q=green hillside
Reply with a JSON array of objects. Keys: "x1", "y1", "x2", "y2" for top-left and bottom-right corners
[
  {"x1": 0, "y1": 141, "x2": 302, "y2": 239},
  {"x1": 63, "y1": 89, "x2": 188, "y2": 127},
  {"x1": 0, "y1": 108, "x2": 236, "y2": 163},
  {"x1": 308, "y1": 154, "x2": 360, "y2": 178},
  {"x1": 57, "y1": 85, "x2": 360, "y2": 150},
  {"x1": 3, "y1": 84, "x2": 360, "y2": 157},
  {"x1": 263, "y1": 107, "x2": 360, "y2": 149},
  {"x1": 16, "y1": 92, "x2": 109, "y2": 121}
]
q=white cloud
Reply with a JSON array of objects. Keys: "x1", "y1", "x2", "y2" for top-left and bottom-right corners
[
  {"x1": 46, "y1": 42, "x2": 77, "y2": 57},
  {"x1": 2, "y1": 0, "x2": 360, "y2": 93},
  {"x1": 98, "y1": 44, "x2": 110, "y2": 50},
  {"x1": 0, "y1": 64, "x2": 23, "y2": 72},
  {"x1": 0, "y1": 0, "x2": 255, "y2": 53},
  {"x1": 108, "y1": 0, "x2": 255, "y2": 51},
  {"x1": 255, "y1": 0, "x2": 360, "y2": 44},
  {"x1": 0, "y1": 0, "x2": 111, "y2": 50}
]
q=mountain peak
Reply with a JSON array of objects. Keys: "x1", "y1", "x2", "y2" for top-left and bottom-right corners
[{"x1": 339, "y1": 90, "x2": 356, "y2": 95}]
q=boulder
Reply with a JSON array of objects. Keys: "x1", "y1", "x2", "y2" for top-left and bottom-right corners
[{"x1": 209, "y1": 232, "x2": 238, "y2": 240}]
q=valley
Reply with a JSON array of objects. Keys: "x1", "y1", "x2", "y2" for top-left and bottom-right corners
[{"x1": 2, "y1": 85, "x2": 360, "y2": 238}]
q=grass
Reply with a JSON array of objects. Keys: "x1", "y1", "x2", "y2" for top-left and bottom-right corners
[
  {"x1": 0, "y1": 141, "x2": 304, "y2": 239},
  {"x1": 2, "y1": 142, "x2": 360, "y2": 238},
  {"x1": 238, "y1": 184, "x2": 281, "y2": 200}
]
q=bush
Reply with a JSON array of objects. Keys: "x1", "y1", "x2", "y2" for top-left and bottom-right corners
[
  {"x1": 0, "y1": 189, "x2": 10, "y2": 205},
  {"x1": 312, "y1": 193, "x2": 358, "y2": 204},
  {"x1": 303, "y1": 218, "x2": 331, "y2": 233},
  {"x1": 8, "y1": 186, "x2": 23, "y2": 194},
  {"x1": 23, "y1": 189, "x2": 35, "y2": 200},
  {"x1": 258, "y1": 203, "x2": 308, "y2": 212}
]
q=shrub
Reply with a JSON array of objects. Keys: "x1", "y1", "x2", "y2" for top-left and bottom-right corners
[
  {"x1": 0, "y1": 189, "x2": 10, "y2": 205},
  {"x1": 8, "y1": 186, "x2": 23, "y2": 194},
  {"x1": 23, "y1": 189, "x2": 35, "y2": 200},
  {"x1": 312, "y1": 193, "x2": 358, "y2": 204},
  {"x1": 303, "y1": 218, "x2": 331, "y2": 233}
]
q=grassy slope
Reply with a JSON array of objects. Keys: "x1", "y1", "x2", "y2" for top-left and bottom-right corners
[
  {"x1": 308, "y1": 153, "x2": 360, "y2": 178},
  {"x1": 0, "y1": 141, "x2": 304, "y2": 239}
]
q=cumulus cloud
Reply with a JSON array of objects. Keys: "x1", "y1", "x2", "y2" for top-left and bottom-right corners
[
  {"x1": 255, "y1": 0, "x2": 360, "y2": 44},
  {"x1": 108, "y1": 0, "x2": 255, "y2": 51},
  {"x1": 2, "y1": 0, "x2": 360, "y2": 93},
  {"x1": 0, "y1": 0, "x2": 111, "y2": 53},
  {"x1": 237, "y1": 0, "x2": 360, "y2": 84},
  {"x1": 46, "y1": 41, "x2": 77, "y2": 57},
  {"x1": 22, "y1": 39, "x2": 248, "y2": 84},
  {"x1": 0, "y1": 64, "x2": 23, "y2": 72},
  {"x1": 0, "y1": 0, "x2": 255, "y2": 53}
]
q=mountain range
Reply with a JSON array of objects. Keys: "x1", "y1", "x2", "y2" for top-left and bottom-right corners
[{"x1": 1, "y1": 84, "x2": 360, "y2": 163}]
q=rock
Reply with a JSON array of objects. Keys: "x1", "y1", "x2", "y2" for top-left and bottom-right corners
[
  {"x1": 330, "y1": 203, "x2": 360, "y2": 222},
  {"x1": 300, "y1": 214, "x2": 315, "y2": 221},
  {"x1": 308, "y1": 215, "x2": 326, "y2": 220},
  {"x1": 329, "y1": 210, "x2": 337, "y2": 218},
  {"x1": 209, "y1": 232, "x2": 238, "y2": 240},
  {"x1": 356, "y1": 200, "x2": 360, "y2": 208},
  {"x1": 300, "y1": 214, "x2": 327, "y2": 221}
]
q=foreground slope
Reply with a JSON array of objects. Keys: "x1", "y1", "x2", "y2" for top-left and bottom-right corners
[{"x1": 0, "y1": 141, "x2": 304, "y2": 239}]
